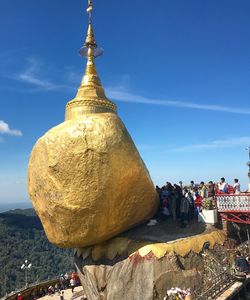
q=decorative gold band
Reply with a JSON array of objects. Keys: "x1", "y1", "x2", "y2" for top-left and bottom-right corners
[
  {"x1": 66, "y1": 99, "x2": 117, "y2": 111},
  {"x1": 65, "y1": 99, "x2": 117, "y2": 120}
]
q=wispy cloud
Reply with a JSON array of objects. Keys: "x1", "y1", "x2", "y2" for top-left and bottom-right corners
[
  {"x1": 106, "y1": 87, "x2": 250, "y2": 115},
  {"x1": 0, "y1": 120, "x2": 22, "y2": 137},
  {"x1": 173, "y1": 136, "x2": 250, "y2": 152},
  {"x1": 5, "y1": 57, "x2": 250, "y2": 116},
  {"x1": 13, "y1": 58, "x2": 59, "y2": 91}
]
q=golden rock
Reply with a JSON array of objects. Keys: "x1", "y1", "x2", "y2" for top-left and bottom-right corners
[
  {"x1": 28, "y1": 13, "x2": 158, "y2": 248},
  {"x1": 28, "y1": 113, "x2": 158, "y2": 248}
]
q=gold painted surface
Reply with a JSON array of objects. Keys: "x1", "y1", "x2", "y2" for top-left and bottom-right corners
[
  {"x1": 28, "y1": 114, "x2": 158, "y2": 248},
  {"x1": 28, "y1": 1, "x2": 158, "y2": 248},
  {"x1": 76, "y1": 229, "x2": 226, "y2": 261},
  {"x1": 136, "y1": 229, "x2": 226, "y2": 258},
  {"x1": 65, "y1": 22, "x2": 117, "y2": 120}
]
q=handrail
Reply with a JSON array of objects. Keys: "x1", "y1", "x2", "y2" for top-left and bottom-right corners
[
  {"x1": 194, "y1": 271, "x2": 234, "y2": 300},
  {"x1": 216, "y1": 193, "x2": 250, "y2": 212},
  {"x1": 3, "y1": 277, "x2": 60, "y2": 300},
  {"x1": 193, "y1": 240, "x2": 250, "y2": 299}
]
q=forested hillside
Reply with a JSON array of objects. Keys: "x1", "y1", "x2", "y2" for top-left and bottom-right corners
[{"x1": 0, "y1": 209, "x2": 73, "y2": 297}]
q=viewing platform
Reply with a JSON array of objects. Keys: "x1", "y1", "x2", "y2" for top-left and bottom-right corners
[{"x1": 216, "y1": 193, "x2": 250, "y2": 224}]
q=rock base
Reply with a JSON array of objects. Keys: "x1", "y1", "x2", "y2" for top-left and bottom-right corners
[{"x1": 74, "y1": 221, "x2": 227, "y2": 300}]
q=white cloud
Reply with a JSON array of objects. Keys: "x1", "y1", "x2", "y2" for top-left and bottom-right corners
[
  {"x1": 0, "y1": 120, "x2": 22, "y2": 136},
  {"x1": 14, "y1": 58, "x2": 58, "y2": 91},
  {"x1": 174, "y1": 136, "x2": 250, "y2": 152},
  {"x1": 6, "y1": 58, "x2": 250, "y2": 116},
  {"x1": 106, "y1": 87, "x2": 250, "y2": 115},
  {"x1": 8, "y1": 58, "x2": 76, "y2": 93}
]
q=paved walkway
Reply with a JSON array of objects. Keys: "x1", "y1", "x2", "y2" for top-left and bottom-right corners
[
  {"x1": 120, "y1": 218, "x2": 209, "y2": 243},
  {"x1": 40, "y1": 287, "x2": 85, "y2": 300}
]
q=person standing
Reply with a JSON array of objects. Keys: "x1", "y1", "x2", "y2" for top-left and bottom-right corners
[
  {"x1": 233, "y1": 179, "x2": 241, "y2": 194},
  {"x1": 60, "y1": 291, "x2": 64, "y2": 300},
  {"x1": 60, "y1": 274, "x2": 65, "y2": 290},
  {"x1": 180, "y1": 196, "x2": 189, "y2": 228},
  {"x1": 70, "y1": 277, "x2": 76, "y2": 293},
  {"x1": 194, "y1": 192, "x2": 202, "y2": 214},
  {"x1": 17, "y1": 294, "x2": 23, "y2": 300},
  {"x1": 187, "y1": 192, "x2": 195, "y2": 220},
  {"x1": 174, "y1": 184, "x2": 183, "y2": 219},
  {"x1": 64, "y1": 272, "x2": 70, "y2": 288},
  {"x1": 179, "y1": 181, "x2": 183, "y2": 191},
  {"x1": 218, "y1": 177, "x2": 228, "y2": 193},
  {"x1": 156, "y1": 185, "x2": 162, "y2": 198},
  {"x1": 199, "y1": 182, "x2": 208, "y2": 199},
  {"x1": 190, "y1": 180, "x2": 195, "y2": 190},
  {"x1": 162, "y1": 197, "x2": 170, "y2": 221},
  {"x1": 207, "y1": 181, "x2": 215, "y2": 198},
  {"x1": 169, "y1": 193, "x2": 177, "y2": 221}
]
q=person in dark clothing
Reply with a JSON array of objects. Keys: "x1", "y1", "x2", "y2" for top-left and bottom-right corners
[
  {"x1": 187, "y1": 192, "x2": 195, "y2": 220},
  {"x1": 235, "y1": 251, "x2": 249, "y2": 273},
  {"x1": 156, "y1": 185, "x2": 162, "y2": 198},
  {"x1": 174, "y1": 184, "x2": 182, "y2": 219},
  {"x1": 180, "y1": 196, "x2": 189, "y2": 228},
  {"x1": 208, "y1": 181, "x2": 215, "y2": 197}
]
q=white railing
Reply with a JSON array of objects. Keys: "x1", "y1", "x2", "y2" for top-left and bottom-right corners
[{"x1": 216, "y1": 193, "x2": 250, "y2": 212}]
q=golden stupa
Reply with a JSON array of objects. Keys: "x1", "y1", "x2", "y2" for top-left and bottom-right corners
[{"x1": 28, "y1": 0, "x2": 158, "y2": 248}]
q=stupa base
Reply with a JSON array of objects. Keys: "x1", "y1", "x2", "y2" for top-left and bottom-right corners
[{"x1": 74, "y1": 220, "x2": 227, "y2": 300}]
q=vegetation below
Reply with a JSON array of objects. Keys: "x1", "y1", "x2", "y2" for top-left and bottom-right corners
[{"x1": 0, "y1": 209, "x2": 73, "y2": 297}]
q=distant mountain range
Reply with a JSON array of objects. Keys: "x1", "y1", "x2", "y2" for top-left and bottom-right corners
[
  {"x1": 0, "y1": 208, "x2": 73, "y2": 297},
  {"x1": 0, "y1": 202, "x2": 32, "y2": 213}
]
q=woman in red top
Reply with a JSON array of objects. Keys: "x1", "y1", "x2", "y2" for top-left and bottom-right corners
[{"x1": 194, "y1": 194, "x2": 202, "y2": 213}]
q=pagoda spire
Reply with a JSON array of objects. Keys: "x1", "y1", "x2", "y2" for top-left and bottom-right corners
[
  {"x1": 84, "y1": 0, "x2": 97, "y2": 50},
  {"x1": 65, "y1": 0, "x2": 117, "y2": 120}
]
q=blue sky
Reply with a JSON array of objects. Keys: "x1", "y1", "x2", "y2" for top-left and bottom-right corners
[{"x1": 1, "y1": 0, "x2": 250, "y2": 204}]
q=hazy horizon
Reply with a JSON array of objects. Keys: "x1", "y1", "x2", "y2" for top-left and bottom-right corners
[{"x1": 0, "y1": 201, "x2": 32, "y2": 213}]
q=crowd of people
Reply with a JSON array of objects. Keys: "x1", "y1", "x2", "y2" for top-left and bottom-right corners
[
  {"x1": 155, "y1": 178, "x2": 242, "y2": 228},
  {"x1": 58, "y1": 271, "x2": 80, "y2": 294},
  {"x1": 16, "y1": 271, "x2": 82, "y2": 300},
  {"x1": 39, "y1": 271, "x2": 80, "y2": 297}
]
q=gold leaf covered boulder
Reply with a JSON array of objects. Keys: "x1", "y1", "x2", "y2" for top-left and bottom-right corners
[{"x1": 28, "y1": 16, "x2": 158, "y2": 248}]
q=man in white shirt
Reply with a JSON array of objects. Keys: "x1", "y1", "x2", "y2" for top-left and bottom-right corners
[
  {"x1": 199, "y1": 181, "x2": 208, "y2": 199},
  {"x1": 218, "y1": 177, "x2": 228, "y2": 193},
  {"x1": 233, "y1": 178, "x2": 241, "y2": 194}
]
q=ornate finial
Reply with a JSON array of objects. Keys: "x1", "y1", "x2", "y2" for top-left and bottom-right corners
[
  {"x1": 65, "y1": 0, "x2": 117, "y2": 120},
  {"x1": 84, "y1": 0, "x2": 97, "y2": 49},
  {"x1": 79, "y1": 0, "x2": 102, "y2": 58},
  {"x1": 87, "y1": 0, "x2": 93, "y2": 22}
]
